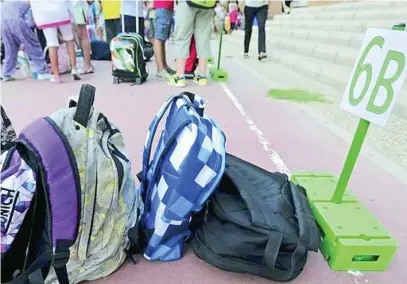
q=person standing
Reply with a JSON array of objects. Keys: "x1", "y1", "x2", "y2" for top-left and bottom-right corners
[
  {"x1": 152, "y1": 0, "x2": 175, "y2": 80},
  {"x1": 0, "y1": 1, "x2": 50, "y2": 81},
  {"x1": 28, "y1": 0, "x2": 80, "y2": 83},
  {"x1": 71, "y1": 0, "x2": 94, "y2": 74},
  {"x1": 243, "y1": 0, "x2": 268, "y2": 61},
  {"x1": 101, "y1": 0, "x2": 121, "y2": 42},
  {"x1": 121, "y1": 0, "x2": 145, "y2": 39},
  {"x1": 168, "y1": 1, "x2": 214, "y2": 87}
]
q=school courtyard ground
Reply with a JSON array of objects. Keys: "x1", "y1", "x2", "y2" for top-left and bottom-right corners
[{"x1": 2, "y1": 32, "x2": 406, "y2": 284}]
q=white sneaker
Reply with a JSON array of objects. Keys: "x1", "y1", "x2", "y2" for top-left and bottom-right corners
[
  {"x1": 156, "y1": 70, "x2": 171, "y2": 81},
  {"x1": 36, "y1": 73, "x2": 51, "y2": 81}
]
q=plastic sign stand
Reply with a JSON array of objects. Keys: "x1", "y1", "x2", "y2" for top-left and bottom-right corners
[
  {"x1": 210, "y1": 24, "x2": 229, "y2": 82},
  {"x1": 292, "y1": 25, "x2": 407, "y2": 271}
]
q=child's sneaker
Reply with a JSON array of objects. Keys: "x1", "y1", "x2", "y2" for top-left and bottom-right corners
[
  {"x1": 193, "y1": 73, "x2": 208, "y2": 86},
  {"x1": 71, "y1": 69, "x2": 81, "y2": 81},
  {"x1": 167, "y1": 73, "x2": 186, "y2": 88},
  {"x1": 34, "y1": 73, "x2": 51, "y2": 81},
  {"x1": 1, "y1": 76, "x2": 16, "y2": 82},
  {"x1": 156, "y1": 70, "x2": 170, "y2": 81}
]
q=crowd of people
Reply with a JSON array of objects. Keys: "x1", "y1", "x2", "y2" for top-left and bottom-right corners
[{"x1": 1, "y1": 0, "x2": 271, "y2": 87}]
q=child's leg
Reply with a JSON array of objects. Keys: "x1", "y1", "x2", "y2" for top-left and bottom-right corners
[
  {"x1": 17, "y1": 22, "x2": 48, "y2": 76},
  {"x1": 59, "y1": 24, "x2": 81, "y2": 79},
  {"x1": 65, "y1": 40, "x2": 77, "y2": 72},
  {"x1": 1, "y1": 25, "x2": 20, "y2": 78},
  {"x1": 42, "y1": 27, "x2": 61, "y2": 81},
  {"x1": 73, "y1": 24, "x2": 92, "y2": 71}
]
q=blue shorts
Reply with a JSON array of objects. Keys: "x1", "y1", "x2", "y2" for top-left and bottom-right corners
[{"x1": 154, "y1": 8, "x2": 173, "y2": 41}]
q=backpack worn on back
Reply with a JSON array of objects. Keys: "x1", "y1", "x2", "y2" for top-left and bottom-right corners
[
  {"x1": 186, "y1": 0, "x2": 216, "y2": 9},
  {"x1": 110, "y1": 32, "x2": 148, "y2": 85},
  {"x1": 129, "y1": 93, "x2": 226, "y2": 262},
  {"x1": 191, "y1": 154, "x2": 320, "y2": 282},
  {"x1": 1, "y1": 84, "x2": 143, "y2": 284}
]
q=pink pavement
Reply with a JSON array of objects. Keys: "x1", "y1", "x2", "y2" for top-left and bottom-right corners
[{"x1": 1, "y1": 58, "x2": 405, "y2": 284}]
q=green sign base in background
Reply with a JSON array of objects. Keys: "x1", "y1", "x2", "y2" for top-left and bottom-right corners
[
  {"x1": 210, "y1": 67, "x2": 229, "y2": 82},
  {"x1": 208, "y1": 57, "x2": 215, "y2": 64},
  {"x1": 291, "y1": 172, "x2": 398, "y2": 271}
]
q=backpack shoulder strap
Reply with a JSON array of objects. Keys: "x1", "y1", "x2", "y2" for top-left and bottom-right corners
[
  {"x1": 141, "y1": 93, "x2": 204, "y2": 191},
  {"x1": 16, "y1": 117, "x2": 81, "y2": 284}
]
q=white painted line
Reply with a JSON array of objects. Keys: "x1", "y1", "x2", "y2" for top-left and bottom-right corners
[{"x1": 219, "y1": 82, "x2": 291, "y2": 176}]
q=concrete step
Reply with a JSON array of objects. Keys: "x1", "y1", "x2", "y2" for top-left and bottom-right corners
[
  {"x1": 269, "y1": 28, "x2": 364, "y2": 49},
  {"x1": 275, "y1": 7, "x2": 407, "y2": 22},
  {"x1": 269, "y1": 19, "x2": 404, "y2": 33},
  {"x1": 268, "y1": 47, "x2": 351, "y2": 90},
  {"x1": 229, "y1": 31, "x2": 359, "y2": 67},
  {"x1": 290, "y1": 1, "x2": 405, "y2": 14},
  {"x1": 269, "y1": 35, "x2": 359, "y2": 67}
]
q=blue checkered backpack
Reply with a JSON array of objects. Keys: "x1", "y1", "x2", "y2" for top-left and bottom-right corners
[{"x1": 129, "y1": 92, "x2": 226, "y2": 261}]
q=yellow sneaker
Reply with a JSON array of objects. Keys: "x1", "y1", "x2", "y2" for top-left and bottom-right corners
[
  {"x1": 193, "y1": 74, "x2": 208, "y2": 86},
  {"x1": 167, "y1": 74, "x2": 186, "y2": 87}
]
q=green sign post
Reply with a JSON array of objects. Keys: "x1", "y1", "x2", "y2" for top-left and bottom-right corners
[
  {"x1": 292, "y1": 24, "x2": 407, "y2": 271},
  {"x1": 210, "y1": 23, "x2": 229, "y2": 82}
]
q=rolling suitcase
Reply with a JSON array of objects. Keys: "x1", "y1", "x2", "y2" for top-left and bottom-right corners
[{"x1": 110, "y1": 3, "x2": 148, "y2": 85}]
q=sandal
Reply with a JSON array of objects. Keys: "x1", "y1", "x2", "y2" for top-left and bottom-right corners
[{"x1": 80, "y1": 65, "x2": 95, "y2": 75}]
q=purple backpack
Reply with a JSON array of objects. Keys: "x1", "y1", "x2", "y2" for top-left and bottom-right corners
[
  {"x1": 1, "y1": 85, "x2": 142, "y2": 284},
  {"x1": 1, "y1": 115, "x2": 81, "y2": 284}
]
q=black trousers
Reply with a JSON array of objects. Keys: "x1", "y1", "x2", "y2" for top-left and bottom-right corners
[
  {"x1": 121, "y1": 15, "x2": 145, "y2": 40},
  {"x1": 244, "y1": 5, "x2": 268, "y2": 54},
  {"x1": 105, "y1": 19, "x2": 120, "y2": 43}
]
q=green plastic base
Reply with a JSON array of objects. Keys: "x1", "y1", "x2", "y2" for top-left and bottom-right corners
[
  {"x1": 210, "y1": 67, "x2": 229, "y2": 82},
  {"x1": 292, "y1": 172, "x2": 398, "y2": 271},
  {"x1": 208, "y1": 57, "x2": 215, "y2": 64}
]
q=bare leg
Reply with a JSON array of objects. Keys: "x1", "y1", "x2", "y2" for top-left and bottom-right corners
[
  {"x1": 49, "y1": 46, "x2": 59, "y2": 79},
  {"x1": 197, "y1": 58, "x2": 208, "y2": 76},
  {"x1": 176, "y1": 58, "x2": 186, "y2": 77},
  {"x1": 153, "y1": 39, "x2": 166, "y2": 72},
  {"x1": 65, "y1": 40, "x2": 77, "y2": 70},
  {"x1": 75, "y1": 24, "x2": 92, "y2": 70},
  {"x1": 66, "y1": 39, "x2": 81, "y2": 80}
]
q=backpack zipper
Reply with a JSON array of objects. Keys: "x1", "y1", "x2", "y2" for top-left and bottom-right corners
[{"x1": 86, "y1": 175, "x2": 97, "y2": 255}]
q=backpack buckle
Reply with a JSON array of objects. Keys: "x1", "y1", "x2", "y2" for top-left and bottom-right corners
[{"x1": 53, "y1": 250, "x2": 70, "y2": 268}]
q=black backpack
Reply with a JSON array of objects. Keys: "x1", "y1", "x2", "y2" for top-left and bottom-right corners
[
  {"x1": 191, "y1": 154, "x2": 320, "y2": 282},
  {"x1": 91, "y1": 40, "x2": 111, "y2": 61}
]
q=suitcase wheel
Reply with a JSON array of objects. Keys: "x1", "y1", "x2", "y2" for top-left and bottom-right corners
[
  {"x1": 113, "y1": 76, "x2": 119, "y2": 84},
  {"x1": 134, "y1": 78, "x2": 142, "y2": 85}
]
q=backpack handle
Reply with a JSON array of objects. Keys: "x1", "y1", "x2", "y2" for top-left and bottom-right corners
[
  {"x1": 141, "y1": 93, "x2": 204, "y2": 193},
  {"x1": 264, "y1": 232, "x2": 306, "y2": 281},
  {"x1": 69, "y1": 84, "x2": 96, "y2": 128},
  {"x1": 180, "y1": 92, "x2": 205, "y2": 116}
]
